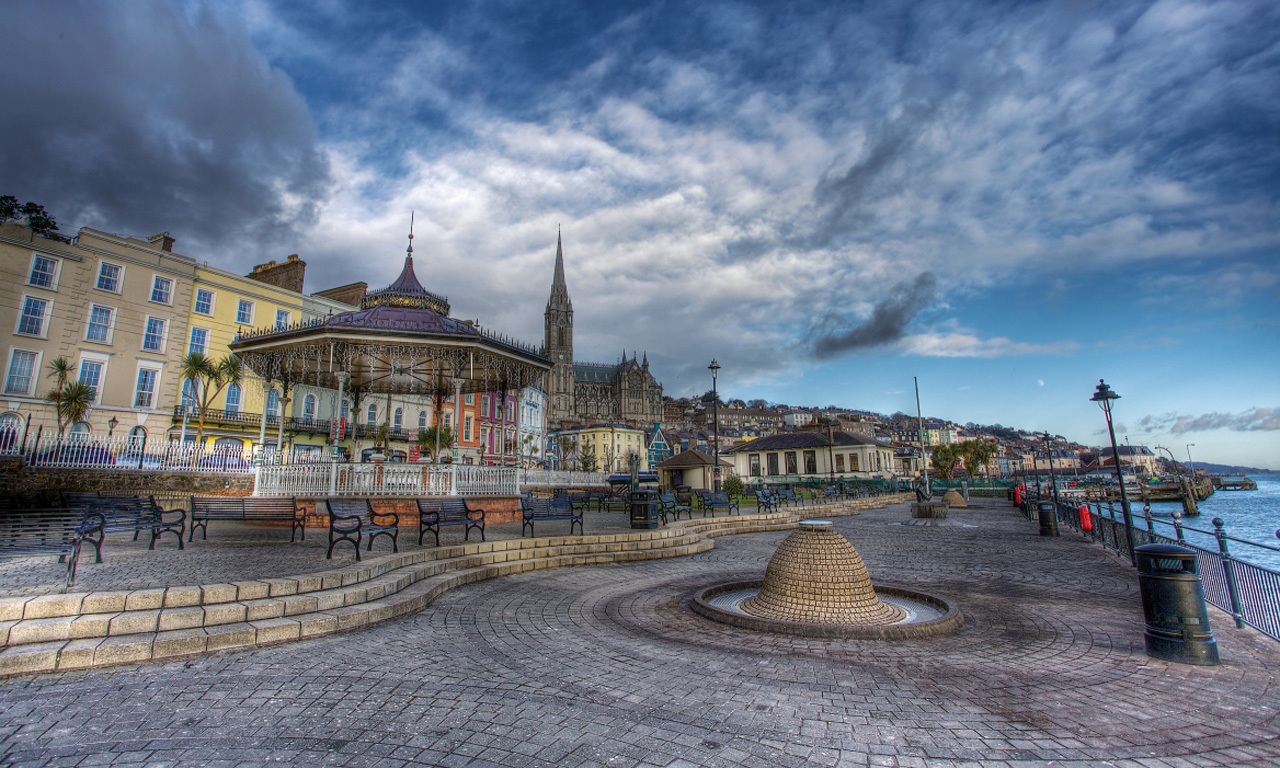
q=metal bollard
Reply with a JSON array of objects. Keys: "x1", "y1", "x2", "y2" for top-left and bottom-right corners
[
  {"x1": 1037, "y1": 501, "x2": 1059, "y2": 537},
  {"x1": 1134, "y1": 543, "x2": 1219, "y2": 665}
]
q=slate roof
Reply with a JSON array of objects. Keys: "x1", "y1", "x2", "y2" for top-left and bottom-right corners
[
  {"x1": 656, "y1": 449, "x2": 731, "y2": 468},
  {"x1": 723, "y1": 430, "x2": 893, "y2": 453}
]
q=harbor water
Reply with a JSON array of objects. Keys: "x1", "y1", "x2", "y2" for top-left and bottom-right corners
[{"x1": 1142, "y1": 475, "x2": 1280, "y2": 570}]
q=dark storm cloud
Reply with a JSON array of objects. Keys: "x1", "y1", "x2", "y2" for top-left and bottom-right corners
[
  {"x1": 0, "y1": 1, "x2": 329, "y2": 264},
  {"x1": 810, "y1": 272, "x2": 937, "y2": 358},
  {"x1": 1139, "y1": 409, "x2": 1280, "y2": 435}
]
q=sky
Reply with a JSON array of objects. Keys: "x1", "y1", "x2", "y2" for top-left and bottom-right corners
[{"x1": 2, "y1": 0, "x2": 1277, "y2": 469}]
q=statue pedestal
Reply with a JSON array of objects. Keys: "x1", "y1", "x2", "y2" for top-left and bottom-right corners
[{"x1": 911, "y1": 502, "x2": 949, "y2": 519}]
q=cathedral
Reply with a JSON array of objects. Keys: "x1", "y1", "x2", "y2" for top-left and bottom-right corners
[{"x1": 543, "y1": 233, "x2": 664, "y2": 429}]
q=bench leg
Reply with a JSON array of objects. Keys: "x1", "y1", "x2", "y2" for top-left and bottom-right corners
[
  {"x1": 418, "y1": 526, "x2": 439, "y2": 547},
  {"x1": 328, "y1": 530, "x2": 361, "y2": 561}
]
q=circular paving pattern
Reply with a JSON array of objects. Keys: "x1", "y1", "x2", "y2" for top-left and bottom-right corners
[{"x1": 2, "y1": 501, "x2": 1279, "y2": 767}]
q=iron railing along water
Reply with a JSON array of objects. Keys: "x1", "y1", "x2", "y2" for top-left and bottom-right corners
[{"x1": 1022, "y1": 494, "x2": 1280, "y2": 643}]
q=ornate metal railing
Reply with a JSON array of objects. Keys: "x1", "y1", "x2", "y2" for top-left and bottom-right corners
[
  {"x1": 1029, "y1": 495, "x2": 1280, "y2": 643},
  {"x1": 253, "y1": 462, "x2": 519, "y2": 497},
  {"x1": 519, "y1": 469, "x2": 610, "y2": 487},
  {"x1": 7, "y1": 434, "x2": 255, "y2": 474}
]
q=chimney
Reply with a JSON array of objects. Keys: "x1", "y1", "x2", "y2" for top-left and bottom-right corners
[
  {"x1": 147, "y1": 232, "x2": 176, "y2": 252},
  {"x1": 247, "y1": 254, "x2": 307, "y2": 293}
]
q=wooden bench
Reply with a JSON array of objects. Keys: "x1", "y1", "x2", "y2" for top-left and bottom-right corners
[
  {"x1": 0, "y1": 508, "x2": 102, "y2": 589},
  {"x1": 417, "y1": 498, "x2": 486, "y2": 546},
  {"x1": 657, "y1": 491, "x2": 691, "y2": 522},
  {"x1": 61, "y1": 492, "x2": 185, "y2": 562},
  {"x1": 776, "y1": 488, "x2": 804, "y2": 507},
  {"x1": 324, "y1": 499, "x2": 399, "y2": 560},
  {"x1": 521, "y1": 497, "x2": 583, "y2": 536},
  {"x1": 696, "y1": 491, "x2": 740, "y2": 517},
  {"x1": 754, "y1": 489, "x2": 779, "y2": 514},
  {"x1": 189, "y1": 495, "x2": 305, "y2": 542}
]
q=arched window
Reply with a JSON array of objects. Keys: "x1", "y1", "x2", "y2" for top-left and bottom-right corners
[
  {"x1": 213, "y1": 437, "x2": 244, "y2": 453},
  {"x1": 127, "y1": 425, "x2": 147, "y2": 449},
  {"x1": 367, "y1": 403, "x2": 378, "y2": 426},
  {"x1": 224, "y1": 383, "x2": 242, "y2": 413},
  {"x1": 393, "y1": 407, "x2": 403, "y2": 431},
  {"x1": 69, "y1": 422, "x2": 91, "y2": 442},
  {"x1": 266, "y1": 389, "x2": 280, "y2": 417},
  {"x1": 303, "y1": 394, "x2": 317, "y2": 421},
  {"x1": 340, "y1": 399, "x2": 349, "y2": 420},
  {"x1": 418, "y1": 410, "x2": 427, "y2": 431}
]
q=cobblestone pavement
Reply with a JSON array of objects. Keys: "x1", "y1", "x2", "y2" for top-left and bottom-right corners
[{"x1": 3, "y1": 500, "x2": 1279, "y2": 767}]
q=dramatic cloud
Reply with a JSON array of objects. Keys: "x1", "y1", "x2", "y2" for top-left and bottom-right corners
[
  {"x1": 1139, "y1": 408, "x2": 1280, "y2": 435},
  {"x1": 0, "y1": 0, "x2": 330, "y2": 262},
  {"x1": 810, "y1": 273, "x2": 938, "y2": 358}
]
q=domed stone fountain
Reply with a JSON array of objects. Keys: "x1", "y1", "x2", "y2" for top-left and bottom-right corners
[{"x1": 692, "y1": 521, "x2": 961, "y2": 639}]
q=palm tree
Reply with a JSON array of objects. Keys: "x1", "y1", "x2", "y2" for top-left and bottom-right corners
[
  {"x1": 178, "y1": 353, "x2": 244, "y2": 444},
  {"x1": 44, "y1": 357, "x2": 93, "y2": 435},
  {"x1": 416, "y1": 424, "x2": 455, "y2": 461}
]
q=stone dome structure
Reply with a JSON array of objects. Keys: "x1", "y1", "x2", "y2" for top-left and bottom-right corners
[{"x1": 740, "y1": 521, "x2": 907, "y2": 626}]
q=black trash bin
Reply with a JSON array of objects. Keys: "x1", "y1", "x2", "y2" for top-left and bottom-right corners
[
  {"x1": 1037, "y1": 501, "x2": 1059, "y2": 537},
  {"x1": 630, "y1": 490, "x2": 659, "y2": 530},
  {"x1": 1134, "y1": 543, "x2": 1219, "y2": 665}
]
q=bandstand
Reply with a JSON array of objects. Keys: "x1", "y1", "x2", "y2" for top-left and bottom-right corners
[{"x1": 229, "y1": 233, "x2": 550, "y2": 497}]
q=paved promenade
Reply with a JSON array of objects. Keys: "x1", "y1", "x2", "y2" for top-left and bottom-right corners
[{"x1": 2, "y1": 498, "x2": 1279, "y2": 767}]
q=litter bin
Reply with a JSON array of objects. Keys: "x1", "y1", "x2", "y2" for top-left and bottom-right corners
[
  {"x1": 630, "y1": 489, "x2": 659, "y2": 530},
  {"x1": 1037, "y1": 501, "x2": 1059, "y2": 537},
  {"x1": 1134, "y1": 543, "x2": 1219, "y2": 665}
]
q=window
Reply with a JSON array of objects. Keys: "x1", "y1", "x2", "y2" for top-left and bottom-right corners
[
  {"x1": 181, "y1": 378, "x2": 198, "y2": 408},
  {"x1": 266, "y1": 389, "x2": 280, "y2": 418},
  {"x1": 78, "y1": 359, "x2": 104, "y2": 404},
  {"x1": 190, "y1": 288, "x2": 214, "y2": 316},
  {"x1": 142, "y1": 317, "x2": 166, "y2": 352},
  {"x1": 134, "y1": 367, "x2": 159, "y2": 408},
  {"x1": 767, "y1": 453, "x2": 779, "y2": 476},
  {"x1": 275, "y1": 309, "x2": 290, "y2": 330},
  {"x1": 482, "y1": 395, "x2": 489, "y2": 416},
  {"x1": 85, "y1": 305, "x2": 114, "y2": 343},
  {"x1": 443, "y1": 413, "x2": 452, "y2": 429},
  {"x1": 849, "y1": 454, "x2": 860, "y2": 472},
  {"x1": 303, "y1": 394, "x2": 316, "y2": 421},
  {"x1": 803, "y1": 450, "x2": 817, "y2": 475},
  {"x1": 4, "y1": 349, "x2": 38, "y2": 395},
  {"x1": 835, "y1": 454, "x2": 845, "y2": 473},
  {"x1": 339, "y1": 399, "x2": 349, "y2": 420},
  {"x1": 367, "y1": 403, "x2": 377, "y2": 426},
  {"x1": 393, "y1": 407, "x2": 403, "y2": 431},
  {"x1": 96, "y1": 262, "x2": 122, "y2": 292},
  {"x1": 236, "y1": 299, "x2": 254, "y2": 325},
  {"x1": 418, "y1": 411, "x2": 427, "y2": 430},
  {"x1": 785, "y1": 452, "x2": 798, "y2": 475},
  {"x1": 17, "y1": 295, "x2": 48, "y2": 336},
  {"x1": 151, "y1": 276, "x2": 173, "y2": 304},
  {"x1": 28, "y1": 255, "x2": 58, "y2": 288},
  {"x1": 464, "y1": 415, "x2": 473, "y2": 442},
  {"x1": 225, "y1": 383, "x2": 241, "y2": 413},
  {"x1": 188, "y1": 327, "x2": 208, "y2": 355},
  {"x1": 749, "y1": 454, "x2": 761, "y2": 477}
]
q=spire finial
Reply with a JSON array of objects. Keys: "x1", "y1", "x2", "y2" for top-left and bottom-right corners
[{"x1": 407, "y1": 212, "x2": 415, "y2": 257}]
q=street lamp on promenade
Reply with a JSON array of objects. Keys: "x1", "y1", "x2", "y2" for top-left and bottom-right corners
[
  {"x1": 709, "y1": 359, "x2": 720, "y2": 492},
  {"x1": 1091, "y1": 379, "x2": 1136, "y2": 565},
  {"x1": 1043, "y1": 431, "x2": 1059, "y2": 507},
  {"x1": 1185, "y1": 444, "x2": 1197, "y2": 479}
]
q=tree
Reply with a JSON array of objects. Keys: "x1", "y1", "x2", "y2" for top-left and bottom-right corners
[
  {"x1": 579, "y1": 444, "x2": 597, "y2": 473},
  {"x1": 929, "y1": 443, "x2": 964, "y2": 479},
  {"x1": 960, "y1": 439, "x2": 998, "y2": 478},
  {"x1": 1, "y1": 196, "x2": 59, "y2": 236},
  {"x1": 747, "y1": 399, "x2": 768, "y2": 410},
  {"x1": 699, "y1": 389, "x2": 724, "y2": 405},
  {"x1": 416, "y1": 424, "x2": 455, "y2": 461},
  {"x1": 178, "y1": 353, "x2": 244, "y2": 444},
  {"x1": 44, "y1": 357, "x2": 93, "y2": 436}
]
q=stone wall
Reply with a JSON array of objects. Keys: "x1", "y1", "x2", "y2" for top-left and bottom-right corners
[{"x1": 0, "y1": 459, "x2": 253, "y2": 501}]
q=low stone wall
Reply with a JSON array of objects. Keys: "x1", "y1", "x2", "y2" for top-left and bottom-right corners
[{"x1": 0, "y1": 460, "x2": 254, "y2": 500}]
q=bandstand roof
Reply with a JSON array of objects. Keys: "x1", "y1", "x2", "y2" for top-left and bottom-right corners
[{"x1": 229, "y1": 250, "x2": 550, "y2": 396}]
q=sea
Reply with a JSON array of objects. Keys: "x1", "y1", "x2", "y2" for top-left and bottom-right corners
[{"x1": 1142, "y1": 474, "x2": 1280, "y2": 571}]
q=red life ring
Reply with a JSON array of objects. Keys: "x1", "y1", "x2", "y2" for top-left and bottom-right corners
[{"x1": 1078, "y1": 504, "x2": 1092, "y2": 531}]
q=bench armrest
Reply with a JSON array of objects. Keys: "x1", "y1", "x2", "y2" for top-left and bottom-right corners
[
  {"x1": 329, "y1": 512, "x2": 362, "y2": 533},
  {"x1": 369, "y1": 510, "x2": 399, "y2": 527}
]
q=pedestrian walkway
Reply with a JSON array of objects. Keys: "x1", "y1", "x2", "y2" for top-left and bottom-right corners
[{"x1": 3, "y1": 496, "x2": 1278, "y2": 767}]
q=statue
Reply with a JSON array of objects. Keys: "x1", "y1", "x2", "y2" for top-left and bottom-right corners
[{"x1": 915, "y1": 476, "x2": 931, "y2": 503}]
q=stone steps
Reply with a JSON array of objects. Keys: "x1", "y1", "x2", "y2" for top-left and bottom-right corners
[{"x1": 0, "y1": 496, "x2": 903, "y2": 676}]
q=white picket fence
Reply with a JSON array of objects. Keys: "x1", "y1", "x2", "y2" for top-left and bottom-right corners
[
  {"x1": 7, "y1": 434, "x2": 255, "y2": 473},
  {"x1": 254, "y1": 462, "x2": 519, "y2": 497}
]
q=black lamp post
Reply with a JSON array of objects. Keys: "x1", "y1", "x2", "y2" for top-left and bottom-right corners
[
  {"x1": 107, "y1": 416, "x2": 118, "y2": 438},
  {"x1": 1043, "y1": 431, "x2": 1060, "y2": 507},
  {"x1": 1091, "y1": 379, "x2": 1135, "y2": 565},
  {"x1": 709, "y1": 359, "x2": 720, "y2": 492}
]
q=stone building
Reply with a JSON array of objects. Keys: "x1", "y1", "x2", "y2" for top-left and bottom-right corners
[{"x1": 543, "y1": 233, "x2": 663, "y2": 429}]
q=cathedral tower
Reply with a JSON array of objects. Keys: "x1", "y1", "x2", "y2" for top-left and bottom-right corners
[{"x1": 544, "y1": 231, "x2": 575, "y2": 422}]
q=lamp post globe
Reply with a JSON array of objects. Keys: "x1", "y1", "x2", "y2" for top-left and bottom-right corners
[
  {"x1": 1091, "y1": 379, "x2": 1136, "y2": 565},
  {"x1": 709, "y1": 359, "x2": 720, "y2": 492}
]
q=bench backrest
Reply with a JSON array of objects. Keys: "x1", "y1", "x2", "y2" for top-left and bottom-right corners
[
  {"x1": 417, "y1": 498, "x2": 470, "y2": 518},
  {"x1": 706, "y1": 492, "x2": 733, "y2": 505},
  {"x1": 191, "y1": 496, "x2": 247, "y2": 514},
  {"x1": 778, "y1": 489, "x2": 798, "y2": 500},
  {"x1": 326, "y1": 499, "x2": 372, "y2": 519},
  {"x1": 0, "y1": 508, "x2": 93, "y2": 549},
  {"x1": 523, "y1": 498, "x2": 574, "y2": 516}
]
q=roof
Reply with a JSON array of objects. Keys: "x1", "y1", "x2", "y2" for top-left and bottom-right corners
[
  {"x1": 656, "y1": 449, "x2": 732, "y2": 468},
  {"x1": 724, "y1": 430, "x2": 893, "y2": 454}
]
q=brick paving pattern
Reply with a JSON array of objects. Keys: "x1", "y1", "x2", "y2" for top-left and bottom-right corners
[{"x1": 3, "y1": 498, "x2": 1279, "y2": 766}]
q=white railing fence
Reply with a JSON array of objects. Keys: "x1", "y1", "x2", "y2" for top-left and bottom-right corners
[
  {"x1": 5, "y1": 433, "x2": 255, "y2": 473},
  {"x1": 254, "y1": 462, "x2": 519, "y2": 497},
  {"x1": 519, "y1": 469, "x2": 609, "y2": 487}
]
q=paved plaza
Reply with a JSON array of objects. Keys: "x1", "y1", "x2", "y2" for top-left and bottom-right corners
[{"x1": 2, "y1": 498, "x2": 1279, "y2": 767}]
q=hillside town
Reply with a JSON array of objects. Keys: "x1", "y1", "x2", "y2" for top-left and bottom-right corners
[{"x1": 1, "y1": 206, "x2": 1192, "y2": 485}]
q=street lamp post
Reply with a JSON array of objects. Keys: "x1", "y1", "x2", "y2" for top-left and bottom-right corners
[
  {"x1": 1185, "y1": 443, "x2": 1196, "y2": 479},
  {"x1": 1044, "y1": 431, "x2": 1060, "y2": 507},
  {"x1": 1091, "y1": 379, "x2": 1136, "y2": 565},
  {"x1": 107, "y1": 416, "x2": 118, "y2": 438},
  {"x1": 709, "y1": 359, "x2": 721, "y2": 492}
]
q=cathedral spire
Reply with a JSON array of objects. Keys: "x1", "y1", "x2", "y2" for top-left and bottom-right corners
[{"x1": 547, "y1": 228, "x2": 572, "y2": 311}]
